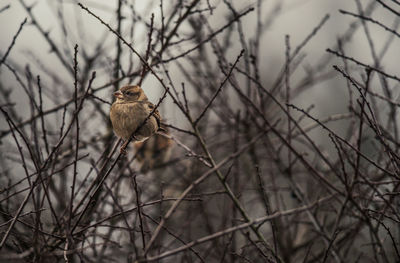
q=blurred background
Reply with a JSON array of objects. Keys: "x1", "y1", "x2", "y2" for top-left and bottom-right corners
[
  {"x1": 1, "y1": 0, "x2": 400, "y2": 262},
  {"x1": 1, "y1": 1, "x2": 399, "y2": 145}
]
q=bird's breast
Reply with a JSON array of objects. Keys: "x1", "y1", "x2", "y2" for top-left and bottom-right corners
[{"x1": 110, "y1": 102, "x2": 158, "y2": 141}]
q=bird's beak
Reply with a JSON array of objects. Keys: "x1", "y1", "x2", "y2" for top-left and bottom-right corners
[{"x1": 114, "y1": 91, "x2": 123, "y2": 99}]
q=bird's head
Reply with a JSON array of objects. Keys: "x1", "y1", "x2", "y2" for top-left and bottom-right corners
[{"x1": 114, "y1": 85, "x2": 148, "y2": 102}]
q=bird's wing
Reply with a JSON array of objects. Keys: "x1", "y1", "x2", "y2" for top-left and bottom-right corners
[{"x1": 145, "y1": 102, "x2": 162, "y2": 129}]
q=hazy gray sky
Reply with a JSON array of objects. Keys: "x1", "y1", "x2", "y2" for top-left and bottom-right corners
[{"x1": 1, "y1": 0, "x2": 399, "y2": 131}]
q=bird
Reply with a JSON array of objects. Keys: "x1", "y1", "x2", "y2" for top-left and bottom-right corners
[{"x1": 110, "y1": 85, "x2": 162, "y2": 154}]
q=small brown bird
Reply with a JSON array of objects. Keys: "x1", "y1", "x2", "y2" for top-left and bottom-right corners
[{"x1": 110, "y1": 85, "x2": 161, "y2": 153}]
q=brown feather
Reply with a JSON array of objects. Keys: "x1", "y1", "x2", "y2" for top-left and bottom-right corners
[{"x1": 110, "y1": 85, "x2": 161, "y2": 142}]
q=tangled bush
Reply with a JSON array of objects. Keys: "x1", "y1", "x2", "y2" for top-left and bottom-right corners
[{"x1": 0, "y1": 1, "x2": 399, "y2": 262}]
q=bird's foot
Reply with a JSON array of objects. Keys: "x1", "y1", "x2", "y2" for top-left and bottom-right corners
[
  {"x1": 120, "y1": 146, "x2": 127, "y2": 155},
  {"x1": 120, "y1": 140, "x2": 129, "y2": 155}
]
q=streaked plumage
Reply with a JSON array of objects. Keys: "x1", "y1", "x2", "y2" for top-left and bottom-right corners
[{"x1": 110, "y1": 85, "x2": 161, "y2": 143}]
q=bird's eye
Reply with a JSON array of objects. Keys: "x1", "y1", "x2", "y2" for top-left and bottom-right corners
[{"x1": 125, "y1": 91, "x2": 140, "y2": 97}]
